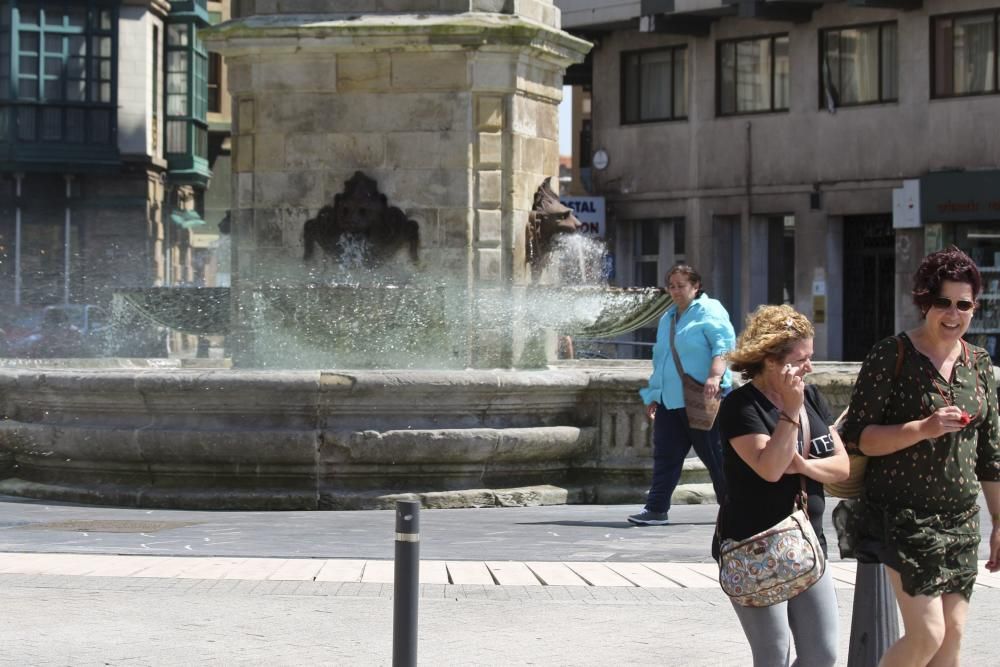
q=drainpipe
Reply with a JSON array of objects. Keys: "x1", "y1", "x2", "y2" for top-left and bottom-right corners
[
  {"x1": 14, "y1": 173, "x2": 22, "y2": 306},
  {"x1": 745, "y1": 121, "x2": 753, "y2": 211},
  {"x1": 64, "y1": 174, "x2": 73, "y2": 304}
]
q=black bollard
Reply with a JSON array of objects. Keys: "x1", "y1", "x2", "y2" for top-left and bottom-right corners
[
  {"x1": 847, "y1": 562, "x2": 900, "y2": 667},
  {"x1": 392, "y1": 500, "x2": 420, "y2": 667}
]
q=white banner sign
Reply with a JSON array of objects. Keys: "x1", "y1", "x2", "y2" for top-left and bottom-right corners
[{"x1": 560, "y1": 196, "x2": 606, "y2": 238}]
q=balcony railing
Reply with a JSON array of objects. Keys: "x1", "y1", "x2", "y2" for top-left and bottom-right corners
[{"x1": 0, "y1": 101, "x2": 119, "y2": 169}]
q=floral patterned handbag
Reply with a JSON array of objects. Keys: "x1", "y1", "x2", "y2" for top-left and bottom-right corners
[{"x1": 717, "y1": 404, "x2": 826, "y2": 607}]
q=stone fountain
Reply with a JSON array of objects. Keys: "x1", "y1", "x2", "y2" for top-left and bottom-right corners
[{"x1": 0, "y1": 1, "x2": 685, "y2": 510}]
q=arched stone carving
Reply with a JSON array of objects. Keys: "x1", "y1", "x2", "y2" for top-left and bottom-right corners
[{"x1": 303, "y1": 171, "x2": 420, "y2": 265}]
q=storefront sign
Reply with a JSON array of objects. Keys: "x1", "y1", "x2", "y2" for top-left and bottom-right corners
[
  {"x1": 892, "y1": 179, "x2": 921, "y2": 228},
  {"x1": 812, "y1": 273, "x2": 826, "y2": 324},
  {"x1": 560, "y1": 196, "x2": 606, "y2": 238},
  {"x1": 920, "y1": 170, "x2": 1000, "y2": 223}
]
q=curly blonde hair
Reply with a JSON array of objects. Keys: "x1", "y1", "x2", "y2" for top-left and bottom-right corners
[{"x1": 728, "y1": 304, "x2": 815, "y2": 381}]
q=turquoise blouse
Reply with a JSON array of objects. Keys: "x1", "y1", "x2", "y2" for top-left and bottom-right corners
[{"x1": 639, "y1": 293, "x2": 736, "y2": 410}]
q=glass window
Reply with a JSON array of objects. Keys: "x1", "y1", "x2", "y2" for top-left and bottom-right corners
[
  {"x1": 933, "y1": 11, "x2": 999, "y2": 97},
  {"x1": 821, "y1": 22, "x2": 898, "y2": 107},
  {"x1": 90, "y1": 108, "x2": 109, "y2": 142},
  {"x1": 65, "y1": 107, "x2": 83, "y2": 142},
  {"x1": 638, "y1": 219, "x2": 659, "y2": 256},
  {"x1": 166, "y1": 119, "x2": 186, "y2": 153},
  {"x1": 718, "y1": 34, "x2": 790, "y2": 115},
  {"x1": 622, "y1": 46, "x2": 688, "y2": 123},
  {"x1": 207, "y1": 52, "x2": 221, "y2": 113},
  {"x1": 152, "y1": 24, "x2": 159, "y2": 153},
  {"x1": 165, "y1": 18, "x2": 209, "y2": 157},
  {"x1": 0, "y1": 29, "x2": 9, "y2": 102},
  {"x1": 40, "y1": 106, "x2": 60, "y2": 139},
  {"x1": 5, "y1": 1, "x2": 117, "y2": 145}
]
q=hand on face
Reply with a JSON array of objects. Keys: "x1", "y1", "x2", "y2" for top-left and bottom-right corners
[
  {"x1": 768, "y1": 338, "x2": 813, "y2": 414},
  {"x1": 776, "y1": 363, "x2": 806, "y2": 413}
]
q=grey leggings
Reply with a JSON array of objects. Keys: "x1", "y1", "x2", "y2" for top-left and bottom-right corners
[{"x1": 730, "y1": 567, "x2": 839, "y2": 667}]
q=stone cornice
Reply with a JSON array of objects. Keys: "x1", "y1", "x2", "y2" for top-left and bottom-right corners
[
  {"x1": 203, "y1": 13, "x2": 591, "y2": 67},
  {"x1": 122, "y1": 0, "x2": 172, "y2": 19}
]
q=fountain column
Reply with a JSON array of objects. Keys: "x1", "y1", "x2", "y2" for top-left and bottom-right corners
[{"x1": 204, "y1": 1, "x2": 589, "y2": 368}]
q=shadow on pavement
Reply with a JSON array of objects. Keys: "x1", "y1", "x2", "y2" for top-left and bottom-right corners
[{"x1": 514, "y1": 520, "x2": 716, "y2": 528}]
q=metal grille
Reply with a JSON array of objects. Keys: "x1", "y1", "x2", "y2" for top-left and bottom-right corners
[{"x1": 843, "y1": 215, "x2": 895, "y2": 360}]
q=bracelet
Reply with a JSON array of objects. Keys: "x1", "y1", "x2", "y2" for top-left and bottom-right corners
[
  {"x1": 779, "y1": 412, "x2": 799, "y2": 427},
  {"x1": 992, "y1": 512, "x2": 1000, "y2": 524}
]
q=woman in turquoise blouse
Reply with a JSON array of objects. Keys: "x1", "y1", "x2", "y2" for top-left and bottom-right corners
[{"x1": 629, "y1": 264, "x2": 736, "y2": 525}]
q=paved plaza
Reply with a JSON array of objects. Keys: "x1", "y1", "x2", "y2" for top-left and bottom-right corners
[{"x1": 1, "y1": 496, "x2": 999, "y2": 666}]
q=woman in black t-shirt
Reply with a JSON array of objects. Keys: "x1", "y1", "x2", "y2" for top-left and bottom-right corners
[{"x1": 715, "y1": 305, "x2": 849, "y2": 667}]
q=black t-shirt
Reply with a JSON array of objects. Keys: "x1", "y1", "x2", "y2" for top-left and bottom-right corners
[{"x1": 716, "y1": 383, "x2": 835, "y2": 557}]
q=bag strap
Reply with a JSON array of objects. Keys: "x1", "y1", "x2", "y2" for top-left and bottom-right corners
[
  {"x1": 960, "y1": 338, "x2": 983, "y2": 420},
  {"x1": 668, "y1": 312, "x2": 686, "y2": 379},
  {"x1": 797, "y1": 402, "x2": 811, "y2": 508},
  {"x1": 716, "y1": 396, "x2": 813, "y2": 546},
  {"x1": 835, "y1": 335, "x2": 904, "y2": 429}
]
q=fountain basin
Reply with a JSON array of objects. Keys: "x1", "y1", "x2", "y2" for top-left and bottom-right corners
[
  {"x1": 113, "y1": 286, "x2": 672, "y2": 369},
  {"x1": 0, "y1": 362, "x2": 665, "y2": 509}
]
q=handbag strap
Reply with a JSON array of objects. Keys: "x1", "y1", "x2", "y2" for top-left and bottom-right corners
[
  {"x1": 668, "y1": 312, "x2": 686, "y2": 379},
  {"x1": 797, "y1": 401, "x2": 811, "y2": 509},
  {"x1": 715, "y1": 392, "x2": 813, "y2": 546}
]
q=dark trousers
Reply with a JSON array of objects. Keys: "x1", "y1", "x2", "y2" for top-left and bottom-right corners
[{"x1": 644, "y1": 403, "x2": 727, "y2": 514}]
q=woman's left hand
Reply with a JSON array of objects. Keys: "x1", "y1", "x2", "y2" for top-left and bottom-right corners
[
  {"x1": 987, "y1": 525, "x2": 1000, "y2": 573},
  {"x1": 704, "y1": 375, "x2": 722, "y2": 400},
  {"x1": 784, "y1": 453, "x2": 806, "y2": 475}
]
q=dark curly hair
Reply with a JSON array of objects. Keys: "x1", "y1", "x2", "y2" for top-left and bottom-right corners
[{"x1": 912, "y1": 245, "x2": 982, "y2": 314}]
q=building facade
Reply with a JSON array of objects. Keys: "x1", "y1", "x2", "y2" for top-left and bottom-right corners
[
  {"x1": 559, "y1": 0, "x2": 1000, "y2": 361},
  {"x1": 0, "y1": 0, "x2": 231, "y2": 348}
]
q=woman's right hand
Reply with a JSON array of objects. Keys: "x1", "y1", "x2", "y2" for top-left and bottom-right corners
[
  {"x1": 646, "y1": 403, "x2": 657, "y2": 420},
  {"x1": 777, "y1": 364, "x2": 805, "y2": 413},
  {"x1": 920, "y1": 406, "x2": 968, "y2": 439}
]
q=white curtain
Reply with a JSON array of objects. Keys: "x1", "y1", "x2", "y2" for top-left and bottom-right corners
[
  {"x1": 840, "y1": 26, "x2": 879, "y2": 104},
  {"x1": 954, "y1": 14, "x2": 995, "y2": 94},
  {"x1": 640, "y1": 50, "x2": 673, "y2": 120},
  {"x1": 736, "y1": 39, "x2": 772, "y2": 112}
]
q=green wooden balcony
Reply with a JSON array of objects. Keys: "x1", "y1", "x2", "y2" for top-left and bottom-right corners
[{"x1": 0, "y1": 101, "x2": 119, "y2": 172}]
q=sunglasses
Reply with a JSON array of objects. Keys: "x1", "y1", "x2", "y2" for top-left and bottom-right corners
[{"x1": 930, "y1": 297, "x2": 976, "y2": 312}]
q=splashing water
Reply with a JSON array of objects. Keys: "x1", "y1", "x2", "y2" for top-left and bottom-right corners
[{"x1": 102, "y1": 228, "x2": 668, "y2": 369}]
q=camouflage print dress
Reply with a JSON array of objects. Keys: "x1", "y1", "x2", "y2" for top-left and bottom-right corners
[{"x1": 840, "y1": 333, "x2": 1000, "y2": 599}]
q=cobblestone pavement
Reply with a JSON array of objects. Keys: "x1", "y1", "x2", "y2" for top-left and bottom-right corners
[
  {"x1": 2, "y1": 573, "x2": 1000, "y2": 666},
  {"x1": 2, "y1": 496, "x2": 1000, "y2": 665}
]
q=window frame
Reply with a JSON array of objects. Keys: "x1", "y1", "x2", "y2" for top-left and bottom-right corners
[
  {"x1": 620, "y1": 45, "x2": 689, "y2": 125},
  {"x1": 164, "y1": 19, "x2": 208, "y2": 159},
  {"x1": 3, "y1": 0, "x2": 118, "y2": 145},
  {"x1": 930, "y1": 8, "x2": 1000, "y2": 100},
  {"x1": 716, "y1": 32, "x2": 790, "y2": 117},
  {"x1": 818, "y1": 20, "x2": 898, "y2": 109}
]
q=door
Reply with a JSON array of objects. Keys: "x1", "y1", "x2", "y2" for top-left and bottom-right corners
[{"x1": 843, "y1": 215, "x2": 895, "y2": 361}]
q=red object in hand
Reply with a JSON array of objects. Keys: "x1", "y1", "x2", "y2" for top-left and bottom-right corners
[{"x1": 959, "y1": 411, "x2": 971, "y2": 425}]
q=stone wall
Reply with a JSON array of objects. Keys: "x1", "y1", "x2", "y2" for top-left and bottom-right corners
[{"x1": 205, "y1": 10, "x2": 590, "y2": 367}]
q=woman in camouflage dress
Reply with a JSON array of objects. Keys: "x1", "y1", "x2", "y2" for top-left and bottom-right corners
[{"x1": 840, "y1": 246, "x2": 1000, "y2": 666}]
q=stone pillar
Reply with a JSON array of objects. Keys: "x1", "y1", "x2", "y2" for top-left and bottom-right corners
[
  {"x1": 204, "y1": 2, "x2": 589, "y2": 368},
  {"x1": 847, "y1": 563, "x2": 900, "y2": 667}
]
